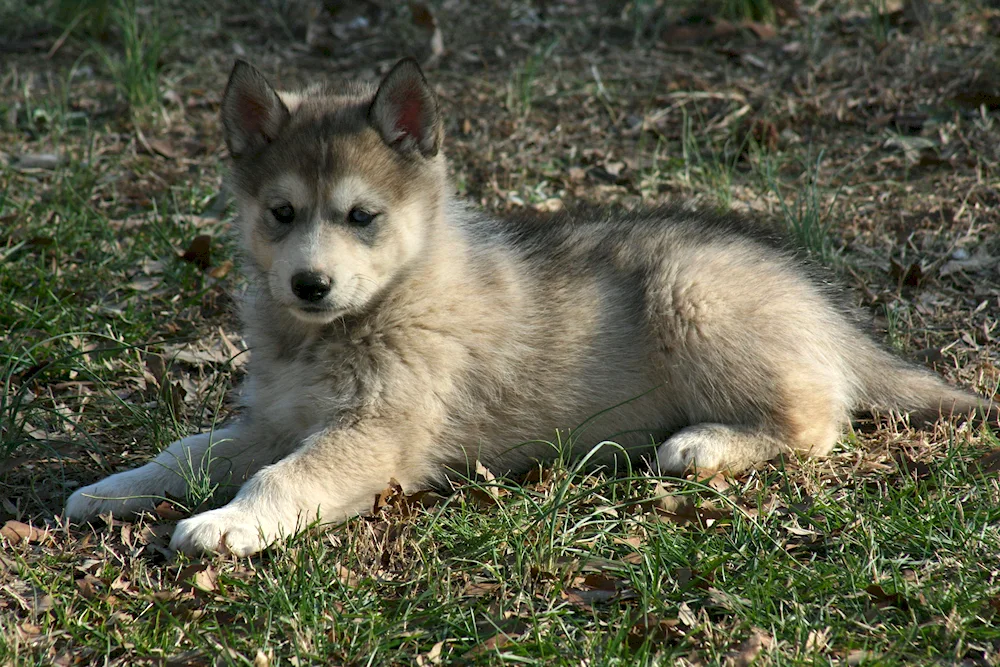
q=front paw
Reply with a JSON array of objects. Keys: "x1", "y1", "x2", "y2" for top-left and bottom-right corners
[
  {"x1": 170, "y1": 507, "x2": 282, "y2": 557},
  {"x1": 65, "y1": 473, "x2": 159, "y2": 521}
]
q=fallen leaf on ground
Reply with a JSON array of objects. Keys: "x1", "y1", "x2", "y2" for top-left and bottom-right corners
[
  {"x1": 977, "y1": 449, "x2": 1000, "y2": 474},
  {"x1": 463, "y1": 581, "x2": 499, "y2": 597},
  {"x1": 180, "y1": 235, "x2": 212, "y2": 270},
  {"x1": 75, "y1": 574, "x2": 103, "y2": 599},
  {"x1": 627, "y1": 614, "x2": 682, "y2": 649},
  {"x1": 0, "y1": 520, "x2": 46, "y2": 544},
  {"x1": 30, "y1": 593, "x2": 53, "y2": 616},
  {"x1": 373, "y1": 478, "x2": 405, "y2": 514},
  {"x1": 650, "y1": 484, "x2": 729, "y2": 526},
  {"x1": 335, "y1": 563, "x2": 360, "y2": 587},
  {"x1": 154, "y1": 500, "x2": 187, "y2": 521},
  {"x1": 462, "y1": 621, "x2": 528, "y2": 658},
  {"x1": 410, "y1": 2, "x2": 444, "y2": 65},
  {"x1": 177, "y1": 562, "x2": 218, "y2": 593},
  {"x1": 865, "y1": 583, "x2": 908, "y2": 610},
  {"x1": 145, "y1": 138, "x2": 178, "y2": 159},
  {"x1": 725, "y1": 628, "x2": 773, "y2": 666},
  {"x1": 416, "y1": 640, "x2": 445, "y2": 666},
  {"x1": 562, "y1": 587, "x2": 619, "y2": 610}
]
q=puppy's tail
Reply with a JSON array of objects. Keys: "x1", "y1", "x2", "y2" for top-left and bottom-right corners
[{"x1": 852, "y1": 347, "x2": 996, "y2": 426}]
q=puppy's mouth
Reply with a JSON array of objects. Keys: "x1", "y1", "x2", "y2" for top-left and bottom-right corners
[{"x1": 289, "y1": 303, "x2": 344, "y2": 324}]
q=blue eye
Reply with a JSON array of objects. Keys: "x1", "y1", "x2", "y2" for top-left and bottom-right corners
[
  {"x1": 271, "y1": 204, "x2": 295, "y2": 224},
  {"x1": 348, "y1": 208, "x2": 376, "y2": 227}
]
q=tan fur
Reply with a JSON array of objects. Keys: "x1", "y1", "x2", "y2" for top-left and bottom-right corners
[{"x1": 66, "y1": 59, "x2": 993, "y2": 556}]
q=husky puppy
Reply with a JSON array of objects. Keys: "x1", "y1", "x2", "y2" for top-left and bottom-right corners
[{"x1": 66, "y1": 59, "x2": 990, "y2": 556}]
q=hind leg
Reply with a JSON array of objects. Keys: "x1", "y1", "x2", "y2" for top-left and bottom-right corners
[
  {"x1": 655, "y1": 423, "x2": 786, "y2": 473},
  {"x1": 655, "y1": 410, "x2": 843, "y2": 474}
]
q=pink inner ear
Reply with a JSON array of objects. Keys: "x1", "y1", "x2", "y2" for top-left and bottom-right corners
[
  {"x1": 237, "y1": 92, "x2": 270, "y2": 137},
  {"x1": 392, "y1": 85, "x2": 425, "y2": 142}
]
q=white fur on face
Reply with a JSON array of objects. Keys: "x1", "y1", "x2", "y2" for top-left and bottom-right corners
[{"x1": 246, "y1": 173, "x2": 429, "y2": 324}]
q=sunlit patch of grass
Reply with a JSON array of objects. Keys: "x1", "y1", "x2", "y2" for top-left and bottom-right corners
[
  {"x1": 722, "y1": 0, "x2": 776, "y2": 23},
  {"x1": 756, "y1": 148, "x2": 840, "y2": 262},
  {"x1": 92, "y1": 0, "x2": 171, "y2": 119},
  {"x1": 677, "y1": 108, "x2": 750, "y2": 210}
]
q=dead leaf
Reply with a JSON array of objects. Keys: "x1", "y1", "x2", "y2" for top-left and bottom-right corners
[
  {"x1": 463, "y1": 581, "x2": 499, "y2": 597},
  {"x1": 865, "y1": 583, "x2": 908, "y2": 610},
  {"x1": 405, "y1": 489, "x2": 446, "y2": 508},
  {"x1": 627, "y1": 614, "x2": 682, "y2": 649},
  {"x1": 749, "y1": 118, "x2": 779, "y2": 152},
  {"x1": 180, "y1": 235, "x2": 212, "y2": 271},
  {"x1": 150, "y1": 590, "x2": 182, "y2": 603},
  {"x1": 416, "y1": 640, "x2": 445, "y2": 666},
  {"x1": 725, "y1": 628, "x2": 773, "y2": 666},
  {"x1": 145, "y1": 353, "x2": 166, "y2": 387},
  {"x1": 30, "y1": 593, "x2": 53, "y2": 616},
  {"x1": 938, "y1": 250, "x2": 998, "y2": 277},
  {"x1": 893, "y1": 452, "x2": 932, "y2": 481},
  {"x1": 409, "y1": 2, "x2": 444, "y2": 65},
  {"x1": 177, "y1": 562, "x2": 218, "y2": 593},
  {"x1": 164, "y1": 649, "x2": 211, "y2": 667},
  {"x1": 145, "y1": 138, "x2": 178, "y2": 159},
  {"x1": 705, "y1": 472, "x2": 732, "y2": 493},
  {"x1": 677, "y1": 602, "x2": 697, "y2": 627},
  {"x1": 475, "y1": 460, "x2": 496, "y2": 483},
  {"x1": 621, "y1": 552, "x2": 644, "y2": 565},
  {"x1": 75, "y1": 574, "x2": 103, "y2": 599},
  {"x1": 804, "y1": 627, "x2": 830, "y2": 653},
  {"x1": 977, "y1": 449, "x2": 1000, "y2": 474},
  {"x1": 373, "y1": 478, "x2": 405, "y2": 514},
  {"x1": 335, "y1": 563, "x2": 360, "y2": 587},
  {"x1": 741, "y1": 21, "x2": 776, "y2": 40},
  {"x1": 772, "y1": 0, "x2": 800, "y2": 22},
  {"x1": 17, "y1": 621, "x2": 42, "y2": 638},
  {"x1": 154, "y1": 500, "x2": 187, "y2": 521},
  {"x1": 581, "y1": 573, "x2": 621, "y2": 591},
  {"x1": 650, "y1": 486, "x2": 729, "y2": 526},
  {"x1": 462, "y1": 621, "x2": 528, "y2": 658},
  {"x1": 562, "y1": 587, "x2": 619, "y2": 610},
  {"x1": 889, "y1": 258, "x2": 924, "y2": 286},
  {"x1": 209, "y1": 259, "x2": 233, "y2": 279},
  {"x1": 0, "y1": 520, "x2": 45, "y2": 544},
  {"x1": 883, "y1": 135, "x2": 937, "y2": 165}
]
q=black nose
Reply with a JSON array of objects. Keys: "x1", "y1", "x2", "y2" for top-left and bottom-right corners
[{"x1": 291, "y1": 271, "x2": 332, "y2": 303}]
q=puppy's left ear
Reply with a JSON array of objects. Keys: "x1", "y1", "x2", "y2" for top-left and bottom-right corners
[
  {"x1": 221, "y1": 60, "x2": 290, "y2": 159},
  {"x1": 369, "y1": 58, "x2": 443, "y2": 158}
]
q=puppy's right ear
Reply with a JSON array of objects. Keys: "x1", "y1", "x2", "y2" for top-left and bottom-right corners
[{"x1": 220, "y1": 60, "x2": 290, "y2": 159}]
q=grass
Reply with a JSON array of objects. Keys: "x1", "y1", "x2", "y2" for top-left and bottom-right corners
[
  {"x1": 92, "y1": 0, "x2": 170, "y2": 119},
  {"x1": 722, "y1": 0, "x2": 777, "y2": 24},
  {"x1": 2, "y1": 0, "x2": 1000, "y2": 665},
  {"x1": 757, "y1": 149, "x2": 840, "y2": 262}
]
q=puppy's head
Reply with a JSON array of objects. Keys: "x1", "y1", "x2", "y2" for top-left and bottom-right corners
[{"x1": 221, "y1": 58, "x2": 446, "y2": 324}]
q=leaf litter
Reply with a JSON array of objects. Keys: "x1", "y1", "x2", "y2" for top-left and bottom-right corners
[{"x1": 3, "y1": 0, "x2": 1000, "y2": 664}]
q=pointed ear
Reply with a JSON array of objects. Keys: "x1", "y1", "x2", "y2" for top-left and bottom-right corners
[
  {"x1": 368, "y1": 58, "x2": 442, "y2": 158},
  {"x1": 220, "y1": 60, "x2": 290, "y2": 159}
]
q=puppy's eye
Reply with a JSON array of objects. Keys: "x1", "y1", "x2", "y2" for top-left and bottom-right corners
[
  {"x1": 271, "y1": 204, "x2": 295, "y2": 224},
  {"x1": 348, "y1": 208, "x2": 376, "y2": 227}
]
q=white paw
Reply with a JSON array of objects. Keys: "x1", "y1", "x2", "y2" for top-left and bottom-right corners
[
  {"x1": 65, "y1": 471, "x2": 161, "y2": 521},
  {"x1": 169, "y1": 506, "x2": 284, "y2": 556},
  {"x1": 656, "y1": 427, "x2": 728, "y2": 473}
]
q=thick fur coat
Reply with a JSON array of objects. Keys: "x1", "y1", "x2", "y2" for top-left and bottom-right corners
[{"x1": 66, "y1": 59, "x2": 989, "y2": 556}]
